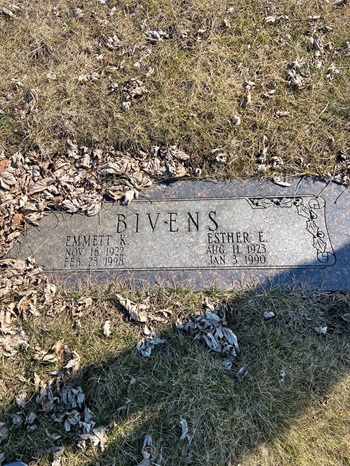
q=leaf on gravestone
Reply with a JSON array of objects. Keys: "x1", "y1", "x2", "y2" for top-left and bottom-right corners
[
  {"x1": 102, "y1": 320, "x2": 111, "y2": 337},
  {"x1": 85, "y1": 200, "x2": 101, "y2": 217},
  {"x1": 62, "y1": 199, "x2": 79, "y2": 213},
  {"x1": 122, "y1": 189, "x2": 138, "y2": 205},
  {"x1": 115, "y1": 293, "x2": 148, "y2": 323},
  {"x1": 306, "y1": 220, "x2": 318, "y2": 237},
  {"x1": 106, "y1": 186, "x2": 124, "y2": 201},
  {"x1": 179, "y1": 417, "x2": 189, "y2": 441},
  {"x1": 273, "y1": 177, "x2": 291, "y2": 187}
]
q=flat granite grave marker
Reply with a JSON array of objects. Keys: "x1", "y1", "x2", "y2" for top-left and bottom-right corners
[{"x1": 8, "y1": 178, "x2": 350, "y2": 290}]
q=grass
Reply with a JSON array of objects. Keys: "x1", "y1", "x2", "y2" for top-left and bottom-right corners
[
  {"x1": 1, "y1": 0, "x2": 350, "y2": 464},
  {"x1": 0, "y1": 0, "x2": 349, "y2": 177},
  {"x1": 1, "y1": 285, "x2": 350, "y2": 465}
]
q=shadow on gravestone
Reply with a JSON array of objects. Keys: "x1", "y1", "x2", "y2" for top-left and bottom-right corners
[
  {"x1": 1, "y1": 250, "x2": 350, "y2": 465},
  {"x1": 8, "y1": 177, "x2": 350, "y2": 290}
]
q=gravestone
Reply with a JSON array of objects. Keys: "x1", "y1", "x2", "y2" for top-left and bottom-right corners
[{"x1": 9, "y1": 178, "x2": 350, "y2": 290}]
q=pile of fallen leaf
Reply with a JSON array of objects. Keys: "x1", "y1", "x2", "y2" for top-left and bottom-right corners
[
  {"x1": 115, "y1": 293, "x2": 172, "y2": 358},
  {"x1": 0, "y1": 256, "x2": 117, "y2": 464},
  {"x1": 177, "y1": 299, "x2": 239, "y2": 371},
  {"x1": 0, "y1": 143, "x2": 191, "y2": 257},
  {"x1": 0, "y1": 256, "x2": 91, "y2": 335},
  {"x1": 0, "y1": 370, "x2": 110, "y2": 465}
]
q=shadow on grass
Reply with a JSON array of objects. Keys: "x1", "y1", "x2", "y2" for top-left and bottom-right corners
[{"x1": 1, "y1": 284, "x2": 350, "y2": 466}]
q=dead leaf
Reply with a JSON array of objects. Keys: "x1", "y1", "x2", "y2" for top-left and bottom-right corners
[
  {"x1": 136, "y1": 434, "x2": 158, "y2": 466},
  {"x1": 80, "y1": 426, "x2": 107, "y2": 451},
  {"x1": 273, "y1": 177, "x2": 291, "y2": 187},
  {"x1": 11, "y1": 212, "x2": 23, "y2": 230},
  {"x1": 78, "y1": 297, "x2": 93, "y2": 308},
  {"x1": 115, "y1": 293, "x2": 148, "y2": 323},
  {"x1": 0, "y1": 171, "x2": 16, "y2": 190},
  {"x1": 0, "y1": 159, "x2": 9, "y2": 173},
  {"x1": 102, "y1": 320, "x2": 111, "y2": 337},
  {"x1": 51, "y1": 340, "x2": 63, "y2": 354},
  {"x1": 179, "y1": 417, "x2": 189, "y2": 441},
  {"x1": 15, "y1": 392, "x2": 27, "y2": 408},
  {"x1": 315, "y1": 325, "x2": 328, "y2": 334},
  {"x1": 26, "y1": 411, "x2": 37, "y2": 424},
  {"x1": 179, "y1": 303, "x2": 239, "y2": 366},
  {"x1": 263, "y1": 311, "x2": 276, "y2": 320},
  {"x1": 121, "y1": 189, "x2": 138, "y2": 205},
  {"x1": 0, "y1": 422, "x2": 9, "y2": 442},
  {"x1": 136, "y1": 335, "x2": 166, "y2": 357}
]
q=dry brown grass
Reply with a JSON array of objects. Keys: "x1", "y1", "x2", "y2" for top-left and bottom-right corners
[
  {"x1": 1, "y1": 0, "x2": 349, "y2": 178},
  {"x1": 1, "y1": 1, "x2": 350, "y2": 465}
]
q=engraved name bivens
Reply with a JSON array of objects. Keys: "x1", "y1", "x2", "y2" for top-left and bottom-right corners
[{"x1": 9, "y1": 179, "x2": 350, "y2": 290}]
